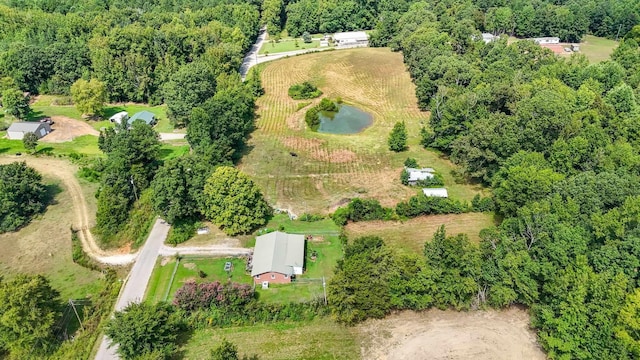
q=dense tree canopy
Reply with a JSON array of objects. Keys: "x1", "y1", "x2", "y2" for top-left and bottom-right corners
[
  {"x1": 0, "y1": 274, "x2": 62, "y2": 357},
  {"x1": 105, "y1": 302, "x2": 184, "y2": 360},
  {"x1": 202, "y1": 166, "x2": 272, "y2": 235},
  {"x1": 0, "y1": 162, "x2": 47, "y2": 232},
  {"x1": 70, "y1": 78, "x2": 107, "y2": 116}
]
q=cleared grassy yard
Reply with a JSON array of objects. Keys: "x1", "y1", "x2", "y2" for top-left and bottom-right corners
[
  {"x1": 260, "y1": 39, "x2": 321, "y2": 54},
  {"x1": 182, "y1": 318, "x2": 360, "y2": 360},
  {"x1": 240, "y1": 48, "x2": 486, "y2": 215},
  {"x1": 580, "y1": 35, "x2": 618, "y2": 63},
  {"x1": 345, "y1": 213, "x2": 498, "y2": 252}
]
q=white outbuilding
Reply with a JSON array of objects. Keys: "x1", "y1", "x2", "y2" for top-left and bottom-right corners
[
  {"x1": 422, "y1": 188, "x2": 449, "y2": 198},
  {"x1": 406, "y1": 167, "x2": 435, "y2": 185},
  {"x1": 333, "y1": 31, "x2": 369, "y2": 48},
  {"x1": 109, "y1": 111, "x2": 129, "y2": 125}
]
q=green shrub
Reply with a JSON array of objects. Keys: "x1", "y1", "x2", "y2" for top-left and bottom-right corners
[
  {"x1": 299, "y1": 213, "x2": 324, "y2": 222},
  {"x1": 395, "y1": 194, "x2": 469, "y2": 218},
  {"x1": 78, "y1": 166, "x2": 101, "y2": 182},
  {"x1": 318, "y1": 98, "x2": 337, "y2": 112},
  {"x1": 305, "y1": 106, "x2": 320, "y2": 130},
  {"x1": 331, "y1": 198, "x2": 393, "y2": 225},
  {"x1": 288, "y1": 82, "x2": 322, "y2": 99},
  {"x1": 404, "y1": 158, "x2": 419, "y2": 168},
  {"x1": 471, "y1": 194, "x2": 495, "y2": 212},
  {"x1": 166, "y1": 218, "x2": 199, "y2": 245}
]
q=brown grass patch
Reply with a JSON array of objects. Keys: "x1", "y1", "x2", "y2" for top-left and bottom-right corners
[
  {"x1": 345, "y1": 213, "x2": 497, "y2": 252},
  {"x1": 280, "y1": 136, "x2": 356, "y2": 163},
  {"x1": 358, "y1": 308, "x2": 545, "y2": 360}
]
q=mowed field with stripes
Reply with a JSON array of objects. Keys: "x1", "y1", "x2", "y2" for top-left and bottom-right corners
[{"x1": 240, "y1": 48, "x2": 486, "y2": 214}]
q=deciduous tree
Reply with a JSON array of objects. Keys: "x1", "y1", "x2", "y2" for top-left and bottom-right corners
[
  {"x1": 1, "y1": 88, "x2": 30, "y2": 119},
  {"x1": 388, "y1": 121, "x2": 407, "y2": 152},
  {"x1": 203, "y1": 166, "x2": 272, "y2": 235},
  {"x1": 70, "y1": 78, "x2": 107, "y2": 117}
]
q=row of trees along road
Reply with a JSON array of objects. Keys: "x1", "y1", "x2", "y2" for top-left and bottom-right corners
[
  {"x1": 317, "y1": 1, "x2": 640, "y2": 359},
  {"x1": 258, "y1": 0, "x2": 637, "y2": 42}
]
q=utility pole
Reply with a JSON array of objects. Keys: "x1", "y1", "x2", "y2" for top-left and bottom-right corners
[
  {"x1": 130, "y1": 176, "x2": 138, "y2": 201},
  {"x1": 69, "y1": 299, "x2": 84, "y2": 331},
  {"x1": 616, "y1": 24, "x2": 623, "y2": 41},
  {"x1": 322, "y1": 276, "x2": 327, "y2": 305}
]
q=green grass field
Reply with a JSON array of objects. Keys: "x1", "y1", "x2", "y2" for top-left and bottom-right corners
[
  {"x1": 240, "y1": 48, "x2": 486, "y2": 215},
  {"x1": 31, "y1": 95, "x2": 176, "y2": 132},
  {"x1": 260, "y1": 39, "x2": 321, "y2": 54},
  {"x1": 146, "y1": 257, "x2": 252, "y2": 303},
  {"x1": 0, "y1": 176, "x2": 102, "y2": 299},
  {"x1": 346, "y1": 212, "x2": 498, "y2": 253},
  {"x1": 182, "y1": 318, "x2": 359, "y2": 359},
  {"x1": 580, "y1": 35, "x2": 618, "y2": 63}
]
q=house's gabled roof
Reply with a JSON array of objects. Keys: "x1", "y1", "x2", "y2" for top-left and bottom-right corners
[
  {"x1": 406, "y1": 167, "x2": 435, "y2": 182},
  {"x1": 128, "y1": 111, "x2": 155, "y2": 125},
  {"x1": 251, "y1": 232, "x2": 305, "y2": 277},
  {"x1": 423, "y1": 188, "x2": 449, "y2": 198},
  {"x1": 7, "y1": 122, "x2": 45, "y2": 133}
]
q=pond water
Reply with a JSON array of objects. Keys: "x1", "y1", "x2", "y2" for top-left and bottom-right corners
[{"x1": 317, "y1": 105, "x2": 373, "y2": 134}]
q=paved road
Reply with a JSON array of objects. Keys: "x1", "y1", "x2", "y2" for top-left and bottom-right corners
[
  {"x1": 240, "y1": 27, "x2": 268, "y2": 80},
  {"x1": 95, "y1": 219, "x2": 171, "y2": 360}
]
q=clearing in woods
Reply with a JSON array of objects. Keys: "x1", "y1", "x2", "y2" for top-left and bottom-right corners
[
  {"x1": 358, "y1": 308, "x2": 546, "y2": 360},
  {"x1": 345, "y1": 213, "x2": 498, "y2": 252},
  {"x1": 240, "y1": 48, "x2": 485, "y2": 214}
]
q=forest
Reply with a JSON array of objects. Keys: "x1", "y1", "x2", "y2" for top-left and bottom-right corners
[
  {"x1": 323, "y1": 1, "x2": 640, "y2": 359},
  {"x1": 1, "y1": 0, "x2": 640, "y2": 359}
]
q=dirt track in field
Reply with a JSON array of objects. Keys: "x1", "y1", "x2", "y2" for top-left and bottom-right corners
[
  {"x1": 0, "y1": 156, "x2": 135, "y2": 264},
  {"x1": 358, "y1": 308, "x2": 546, "y2": 360}
]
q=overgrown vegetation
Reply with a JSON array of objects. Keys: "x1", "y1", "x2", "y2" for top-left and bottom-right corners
[
  {"x1": 288, "y1": 82, "x2": 322, "y2": 100},
  {"x1": 304, "y1": 98, "x2": 338, "y2": 131}
]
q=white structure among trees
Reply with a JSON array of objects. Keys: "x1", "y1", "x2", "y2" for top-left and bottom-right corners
[{"x1": 333, "y1": 32, "x2": 369, "y2": 48}]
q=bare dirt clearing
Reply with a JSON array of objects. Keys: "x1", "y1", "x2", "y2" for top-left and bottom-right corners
[
  {"x1": 40, "y1": 116, "x2": 99, "y2": 142},
  {"x1": 359, "y1": 308, "x2": 545, "y2": 360}
]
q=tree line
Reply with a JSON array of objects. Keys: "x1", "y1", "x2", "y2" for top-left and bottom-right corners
[{"x1": 261, "y1": 0, "x2": 636, "y2": 42}]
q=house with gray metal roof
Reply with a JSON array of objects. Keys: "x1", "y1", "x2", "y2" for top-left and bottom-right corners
[
  {"x1": 251, "y1": 231, "x2": 305, "y2": 284},
  {"x1": 127, "y1": 111, "x2": 156, "y2": 126},
  {"x1": 6, "y1": 122, "x2": 51, "y2": 140}
]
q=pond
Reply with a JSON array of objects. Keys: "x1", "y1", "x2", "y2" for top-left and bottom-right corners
[{"x1": 317, "y1": 104, "x2": 373, "y2": 134}]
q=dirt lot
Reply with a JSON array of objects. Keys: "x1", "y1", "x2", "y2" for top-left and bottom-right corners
[
  {"x1": 41, "y1": 116, "x2": 99, "y2": 142},
  {"x1": 358, "y1": 308, "x2": 546, "y2": 360}
]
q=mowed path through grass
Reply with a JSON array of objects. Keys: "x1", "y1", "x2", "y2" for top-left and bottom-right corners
[{"x1": 240, "y1": 48, "x2": 485, "y2": 214}]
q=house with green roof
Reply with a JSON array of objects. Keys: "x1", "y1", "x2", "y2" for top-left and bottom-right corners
[{"x1": 127, "y1": 111, "x2": 156, "y2": 126}]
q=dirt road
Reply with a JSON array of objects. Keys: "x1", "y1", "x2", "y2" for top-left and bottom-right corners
[
  {"x1": 41, "y1": 116, "x2": 99, "y2": 142},
  {"x1": 0, "y1": 156, "x2": 135, "y2": 265},
  {"x1": 359, "y1": 308, "x2": 545, "y2": 360}
]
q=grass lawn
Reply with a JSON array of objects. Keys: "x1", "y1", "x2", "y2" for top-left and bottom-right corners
[
  {"x1": 580, "y1": 35, "x2": 618, "y2": 63},
  {"x1": 240, "y1": 48, "x2": 487, "y2": 215},
  {"x1": 146, "y1": 257, "x2": 252, "y2": 303},
  {"x1": 345, "y1": 213, "x2": 497, "y2": 252},
  {"x1": 31, "y1": 95, "x2": 176, "y2": 132},
  {"x1": 148, "y1": 216, "x2": 344, "y2": 304},
  {"x1": 0, "y1": 175, "x2": 102, "y2": 299},
  {"x1": 0, "y1": 134, "x2": 101, "y2": 156},
  {"x1": 260, "y1": 39, "x2": 321, "y2": 55},
  {"x1": 182, "y1": 317, "x2": 360, "y2": 360}
]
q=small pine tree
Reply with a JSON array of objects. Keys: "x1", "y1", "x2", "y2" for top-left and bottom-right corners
[
  {"x1": 22, "y1": 132, "x2": 38, "y2": 153},
  {"x1": 388, "y1": 121, "x2": 408, "y2": 152}
]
